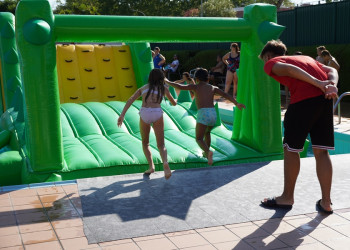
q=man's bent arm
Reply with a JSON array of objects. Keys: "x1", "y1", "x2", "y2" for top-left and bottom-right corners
[
  {"x1": 321, "y1": 65, "x2": 339, "y2": 86},
  {"x1": 271, "y1": 62, "x2": 338, "y2": 98},
  {"x1": 271, "y1": 62, "x2": 323, "y2": 89}
]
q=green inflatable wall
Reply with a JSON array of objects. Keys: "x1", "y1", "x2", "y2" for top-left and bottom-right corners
[{"x1": 0, "y1": 0, "x2": 285, "y2": 186}]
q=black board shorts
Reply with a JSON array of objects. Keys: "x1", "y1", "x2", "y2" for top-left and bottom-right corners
[{"x1": 283, "y1": 95, "x2": 334, "y2": 152}]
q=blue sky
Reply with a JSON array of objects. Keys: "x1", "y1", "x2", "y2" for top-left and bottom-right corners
[
  {"x1": 48, "y1": 0, "x2": 58, "y2": 9},
  {"x1": 291, "y1": 0, "x2": 307, "y2": 5}
]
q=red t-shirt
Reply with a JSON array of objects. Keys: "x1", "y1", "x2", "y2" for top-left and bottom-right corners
[{"x1": 264, "y1": 55, "x2": 327, "y2": 104}]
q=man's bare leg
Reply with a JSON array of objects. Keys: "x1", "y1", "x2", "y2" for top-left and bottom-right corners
[
  {"x1": 262, "y1": 147, "x2": 300, "y2": 205},
  {"x1": 313, "y1": 148, "x2": 333, "y2": 212}
]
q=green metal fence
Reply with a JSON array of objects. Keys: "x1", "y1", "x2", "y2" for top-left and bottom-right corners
[
  {"x1": 278, "y1": 1, "x2": 350, "y2": 46},
  {"x1": 155, "y1": 1, "x2": 350, "y2": 50}
]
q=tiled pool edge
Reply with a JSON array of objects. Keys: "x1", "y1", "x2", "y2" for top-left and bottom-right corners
[{"x1": 0, "y1": 179, "x2": 77, "y2": 192}]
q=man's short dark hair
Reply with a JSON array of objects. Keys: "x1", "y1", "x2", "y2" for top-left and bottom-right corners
[
  {"x1": 194, "y1": 68, "x2": 209, "y2": 81},
  {"x1": 259, "y1": 40, "x2": 287, "y2": 59},
  {"x1": 317, "y1": 46, "x2": 326, "y2": 51}
]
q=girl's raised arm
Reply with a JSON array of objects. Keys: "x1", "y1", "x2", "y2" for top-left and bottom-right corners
[
  {"x1": 117, "y1": 88, "x2": 142, "y2": 127},
  {"x1": 164, "y1": 87, "x2": 177, "y2": 106}
]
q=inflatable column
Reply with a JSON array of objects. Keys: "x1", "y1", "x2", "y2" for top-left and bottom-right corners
[
  {"x1": 128, "y1": 43, "x2": 153, "y2": 88},
  {"x1": 0, "y1": 13, "x2": 22, "y2": 114},
  {"x1": 233, "y1": 4, "x2": 285, "y2": 154},
  {"x1": 16, "y1": 0, "x2": 63, "y2": 172}
]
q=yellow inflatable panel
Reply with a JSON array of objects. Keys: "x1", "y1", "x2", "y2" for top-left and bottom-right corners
[
  {"x1": 75, "y1": 45, "x2": 101, "y2": 102},
  {"x1": 56, "y1": 44, "x2": 83, "y2": 103},
  {"x1": 113, "y1": 46, "x2": 137, "y2": 101},
  {"x1": 56, "y1": 44, "x2": 137, "y2": 103},
  {"x1": 94, "y1": 45, "x2": 120, "y2": 102}
]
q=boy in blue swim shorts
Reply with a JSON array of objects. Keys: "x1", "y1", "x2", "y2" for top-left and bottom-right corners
[
  {"x1": 165, "y1": 68, "x2": 246, "y2": 165},
  {"x1": 197, "y1": 108, "x2": 217, "y2": 126}
]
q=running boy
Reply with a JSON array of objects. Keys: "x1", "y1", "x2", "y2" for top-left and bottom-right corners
[
  {"x1": 118, "y1": 69, "x2": 177, "y2": 180},
  {"x1": 259, "y1": 40, "x2": 338, "y2": 213},
  {"x1": 165, "y1": 68, "x2": 246, "y2": 165}
]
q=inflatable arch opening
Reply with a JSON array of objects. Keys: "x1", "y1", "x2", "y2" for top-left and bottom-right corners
[{"x1": 0, "y1": 0, "x2": 285, "y2": 185}]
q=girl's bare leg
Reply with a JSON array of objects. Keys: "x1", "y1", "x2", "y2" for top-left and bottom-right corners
[
  {"x1": 153, "y1": 117, "x2": 171, "y2": 179},
  {"x1": 224, "y1": 71, "x2": 234, "y2": 94},
  {"x1": 140, "y1": 119, "x2": 154, "y2": 174}
]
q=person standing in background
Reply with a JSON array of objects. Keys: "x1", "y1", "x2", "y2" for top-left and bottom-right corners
[
  {"x1": 321, "y1": 50, "x2": 340, "y2": 71},
  {"x1": 153, "y1": 47, "x2": 166, "y2": 69},
  {"x1": 222, "y1": 43, "x2": 240, "y2": 97},
  {"x1": 316, "y1": 45, "x2": 326, "y2": 64}
]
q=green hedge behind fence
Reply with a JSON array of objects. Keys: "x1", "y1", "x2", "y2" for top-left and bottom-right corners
[{"x1": 161, "y1": 43, "x2": 350, "y2": 102}]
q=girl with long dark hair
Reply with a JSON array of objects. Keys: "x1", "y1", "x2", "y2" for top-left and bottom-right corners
[{"x1": 118, "y1": 69, "x2": 177, "y2": 179}]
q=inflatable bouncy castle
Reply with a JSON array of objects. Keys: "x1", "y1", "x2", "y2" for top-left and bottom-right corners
[{"x1": 0, "y1": 0, "x2": 285, "y2": 186}]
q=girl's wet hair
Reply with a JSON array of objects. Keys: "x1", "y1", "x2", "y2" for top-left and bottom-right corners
[{"x1": 146, "y1": 69, "x2": 165, "y2": 103}]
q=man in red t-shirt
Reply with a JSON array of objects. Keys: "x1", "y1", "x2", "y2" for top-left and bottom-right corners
[{"x1": 259, "y1": 40, "x2": 338, "y2": 214}]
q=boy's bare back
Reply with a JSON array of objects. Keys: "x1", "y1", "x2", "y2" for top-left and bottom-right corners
[
  {"x1": 192, "y1": 81, "x2": 216, "y2": 109},
  {"x1": 164, "y1": 67, "x2": 245, "y2": 111}
]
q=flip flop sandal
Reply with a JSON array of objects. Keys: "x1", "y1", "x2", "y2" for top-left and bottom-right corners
[
  {"x1": 316, "y1": 199, "x2": 333, "y2": 214},
  {"x1": 261, "y1": 197, "x2": 293, "y2": 209}
]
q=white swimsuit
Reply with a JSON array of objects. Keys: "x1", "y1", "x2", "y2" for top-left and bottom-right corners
[{"x1": 139, "y1": 88, "x2": 163, "y2": 124}]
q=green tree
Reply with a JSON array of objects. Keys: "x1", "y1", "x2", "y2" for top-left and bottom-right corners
[
  {"x1": 202, "y1": 0, "x2": 236, "y2": 17},
  {"x1": 54, "y1": 0, "x2": 100, "y2": 14},
  {"x1": 54, "y1": 0, "x2": 202, "y2": 16},
  {"x1": 262, "y1": 0, "x2": 294, "y2": 9},
  {"x1": 97, "y1": 0, "x2": 202, "y2": 16},
  {"x1": 0, "y1": 0, "x2": 19, "y2": 14}
]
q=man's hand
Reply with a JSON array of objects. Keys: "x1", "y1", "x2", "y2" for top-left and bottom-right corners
[
  {"x1": 316, "y1": 80, "x2": 335, "y2": 93},
  {"x1": 316, "y1": 80, "x2": 338, "y2": 99},
  {"x1": 324, "y1": 84, "x2": 338, "y2": 100}
]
